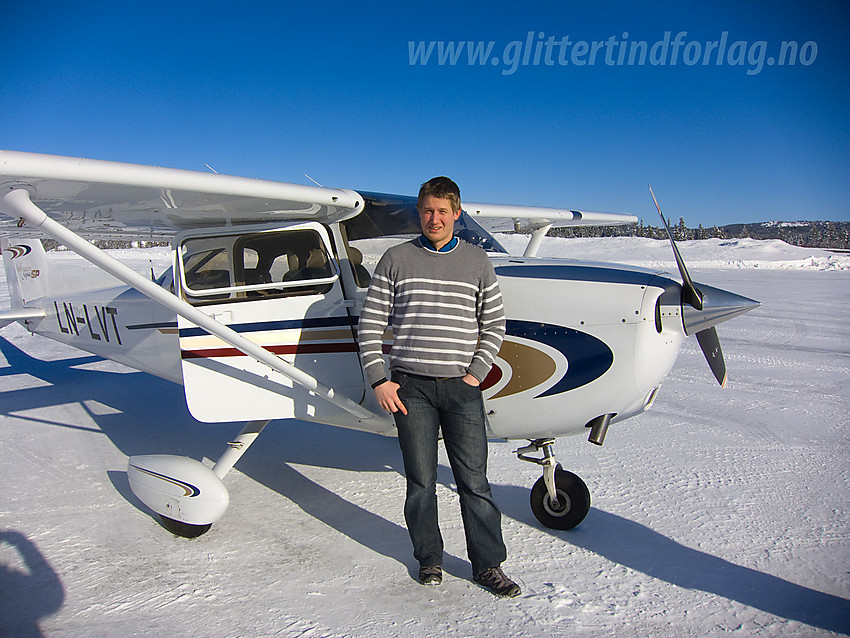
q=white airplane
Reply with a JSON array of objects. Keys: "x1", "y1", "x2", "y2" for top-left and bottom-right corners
[{"x1": 0, "y1": 150, "x2": 758, "y2": 537}]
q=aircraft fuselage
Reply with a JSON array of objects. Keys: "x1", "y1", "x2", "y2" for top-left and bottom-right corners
[{"x1": 13, "y1": 240, "x2": 687, "y2": 442}]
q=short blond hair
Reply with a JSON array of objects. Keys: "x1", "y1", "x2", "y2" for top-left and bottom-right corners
[{"x1": 417, "y1": 176, "x2": 461, "y2": 213}]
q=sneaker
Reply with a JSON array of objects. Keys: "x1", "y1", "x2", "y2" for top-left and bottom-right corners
[
  {"x1": 418, "y1": 565, "x2": 442, "y2": 586},
  {"x1": 474, "y1": 567, "x2": 521, "y2": 598}
]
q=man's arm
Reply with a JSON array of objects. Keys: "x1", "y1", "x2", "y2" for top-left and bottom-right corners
[
  {"x1": 357, "y1": 269, "x2": 393, "y2": 386},
  {"x1": 467, "y1": 261, "x2": 506, "y2": 383},
  {"x1": 357, "y1": 255, "x2": 407, "y2": 413}
]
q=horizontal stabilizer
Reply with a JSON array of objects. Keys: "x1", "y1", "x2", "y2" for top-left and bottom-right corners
[{"x1": 0, "y1": 307, "x2": 46, "y2": 328}]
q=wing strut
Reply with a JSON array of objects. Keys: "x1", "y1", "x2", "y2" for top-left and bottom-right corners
[
  {"x1": 0, "y1": 188, "x2": 377, "y2": 421},
  {"x1": 523, "y1": 223, "x2": 553, "y2": 257}
]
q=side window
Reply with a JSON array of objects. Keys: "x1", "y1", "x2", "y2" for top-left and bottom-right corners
[
  {"x1": 345, "y1": 244, "x2": 372, "y2": 288},
  {"x1": 182, "y1": 239, "x2": 233, "y2": 302},
  {"x1": 179, "y1": 229, "x2": 337, "y2": 306},
  {"x1": 236, "y1": 230, "x2": 334, "y2": 290},
  {"x1": 338, "y1": 223, "x2": 372, "y2": 288}
]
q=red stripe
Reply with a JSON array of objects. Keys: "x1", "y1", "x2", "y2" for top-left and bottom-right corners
[
  {"x1": 181, "y1": 342, "x2": 359, "y2": 359},
  {"x1": 480, "y1": 363, "x2": 503, "y2": 391}
]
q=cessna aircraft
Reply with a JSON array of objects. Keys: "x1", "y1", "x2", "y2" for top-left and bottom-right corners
[{"x1": 0, "y1": 150, "x2": 759, "y2": 538}]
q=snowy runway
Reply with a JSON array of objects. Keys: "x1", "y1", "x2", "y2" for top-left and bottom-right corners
[{"x1": 1, "y1": 239, "x2": 848, "y2": 636}]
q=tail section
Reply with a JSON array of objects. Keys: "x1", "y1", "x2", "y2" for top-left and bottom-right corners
[{"x1": 1, "y1": 237, "x2": 49, "y2": 308}]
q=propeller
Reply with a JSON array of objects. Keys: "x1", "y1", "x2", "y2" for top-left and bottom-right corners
[
  {"x1": 695, "y1": 327, "x2": 727, "y2": 387},
  {"x1": 649, "y1": 186, "x2": 759, "y2": 387},
  {"x1": 649, "y1": 187, "x2": 703, "y2": 311}
]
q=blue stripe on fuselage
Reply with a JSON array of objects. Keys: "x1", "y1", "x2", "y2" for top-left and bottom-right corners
[
  {"x1": 178, "y1": 316, "x2": 356, "y2": 338},
  {"x1": 496, "y1": 264, "x2": 657, "y2": 286},
  {"x1": 506, "y1": 320, "x2": 614, "y2": 397}
]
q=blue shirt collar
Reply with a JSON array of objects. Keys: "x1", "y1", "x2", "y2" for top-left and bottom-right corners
[{"x1": 419, "y1": 235, "x2": 458, "y2": 253}]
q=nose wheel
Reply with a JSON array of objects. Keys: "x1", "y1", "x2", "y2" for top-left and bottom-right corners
[
  {"x1": 160, "y1": 516, "x2": 212, "y2": 538},
  {"x1": 529, "y1": 466, "x2": 590, "y2": 529},
  {"x1": 517, "y1": 439, "x2": 591, "y2": 530}
]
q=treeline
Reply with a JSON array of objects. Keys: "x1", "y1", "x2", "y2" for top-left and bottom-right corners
[
  {"x1": 42, "y1": 220, "x2": 850, "y2": 251},
  {"x1": 43, "y1": 239, "x2": 170, "y2": 251},
  {"x1": 550, "y1": 219, "x2": 850, "y2": 249}
]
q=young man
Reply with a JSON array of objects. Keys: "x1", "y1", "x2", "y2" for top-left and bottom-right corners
[{"x1": 357, "y1": 176, "x2": 520, "y2": 598}]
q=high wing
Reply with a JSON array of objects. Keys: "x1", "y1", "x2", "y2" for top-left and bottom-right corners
[
  {"x1": 463, "y1": 202, "x2": 637, "y2": 257},
  {"x1": 0, "y1": 150, "x2": 364, "y2": 238},
  {"x1": 1, "y1": 151, "x2": 636, "y2": 244},
  {"x1": 464, "y1": 202, "x2": 638, "y2": 234}
]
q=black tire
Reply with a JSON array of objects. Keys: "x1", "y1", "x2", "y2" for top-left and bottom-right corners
[
  {"x1": 160, "y1": 516, "x2": 212, "y2": 538},
  {"x1": 530, "y1": 467, "x2": 591, "y2": 530}
]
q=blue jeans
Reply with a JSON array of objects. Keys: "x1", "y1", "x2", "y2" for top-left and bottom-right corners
[{"x1": 392, "y1": 372, "x2": 507, "y2": 577}]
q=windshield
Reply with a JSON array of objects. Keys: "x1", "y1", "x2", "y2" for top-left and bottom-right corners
[{"x1": 343, "y1": 191, "x2": 507, "y2": 253}]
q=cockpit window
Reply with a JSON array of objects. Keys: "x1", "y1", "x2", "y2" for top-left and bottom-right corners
[{"x1": 343, "y1": 191, "x2": 508, "y2": 253}]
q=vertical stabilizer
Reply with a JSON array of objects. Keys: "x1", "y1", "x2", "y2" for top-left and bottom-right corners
[{"x1": 1, "y1": 237, "x2": 49, "y2": 308}]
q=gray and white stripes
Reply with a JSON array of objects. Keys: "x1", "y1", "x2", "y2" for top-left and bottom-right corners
[{"x1": 357, "y1": 238, "x2": 505, "y2": 385}]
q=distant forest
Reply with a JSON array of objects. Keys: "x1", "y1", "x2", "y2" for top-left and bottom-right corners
[
  {"x1": 45, "y1": 219, "x2": 850, "y2": 251},
  {"x1": 550, "y1": 219, "x2": 850, "y2": 250}
]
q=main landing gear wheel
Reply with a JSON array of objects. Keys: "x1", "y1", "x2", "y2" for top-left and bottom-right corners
[
  {"x1": 160, "y1": 516, "x2": 212, "y2": 538},
  {"x1": 530, "y1": 467, "x2": 591, "y2": 530}
]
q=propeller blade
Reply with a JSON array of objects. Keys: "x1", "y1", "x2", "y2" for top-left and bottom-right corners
[
  {"x1": 649, "y1": 186, "x2": 703, "y2": 310},
  {"x1": 696, "y1": 327, "x2": 727, "y2": 387}
]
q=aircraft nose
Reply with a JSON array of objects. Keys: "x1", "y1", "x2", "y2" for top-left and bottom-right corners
[{"x1": 682, "y1": 283, "x2": 760, "y2": 335}]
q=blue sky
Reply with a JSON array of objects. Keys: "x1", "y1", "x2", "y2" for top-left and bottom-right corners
[{"x1": 2, "y1": 1, "x2": 847, "y2": 227}]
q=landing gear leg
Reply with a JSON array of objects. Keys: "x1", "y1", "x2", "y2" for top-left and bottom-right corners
[
  {"x1": 516, "y1": 439, "x2": 591, "y2": 530},
  {"x1": 212, "y1": 419, "x2": 270, "y2": 479}
]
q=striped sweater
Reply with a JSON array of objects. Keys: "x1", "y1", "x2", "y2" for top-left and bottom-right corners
[{"x1": 357, "y1": 236, "x2": 506, "y2": 386}]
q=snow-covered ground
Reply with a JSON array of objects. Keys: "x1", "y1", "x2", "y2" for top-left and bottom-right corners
[{"x1": 1, "y1": 236, "x2": 848, "y2": 637}]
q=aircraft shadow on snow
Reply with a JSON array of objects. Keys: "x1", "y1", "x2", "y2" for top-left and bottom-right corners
[
  {"x1": 496, "y1": 487, "x2": 850, "y2": 634},
  {"x1": 0, "y1": 335, "x2": 471, "y2": 582},
  {"x1": 1, "y1": 335, "x2": 848, "y2": 634}
]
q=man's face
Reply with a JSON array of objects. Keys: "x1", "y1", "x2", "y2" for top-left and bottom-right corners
[{"x1": 418, "y1": 195, "x2": 461, "y2": 250}]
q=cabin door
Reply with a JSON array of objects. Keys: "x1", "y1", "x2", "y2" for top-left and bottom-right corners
[{"x1": 174, "y1": 223, "x2": 365, "y2": 426}]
